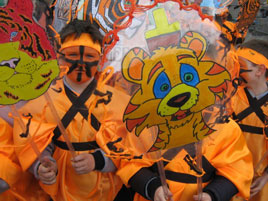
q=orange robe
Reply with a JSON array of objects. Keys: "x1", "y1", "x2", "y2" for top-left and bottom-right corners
[
  {"x1": 0, "y1": 117, "x2": 49, "y2": 201},
  {"x1": 117, "y1": 119, "x2": 253, "y2": 201},
  {"x1": 13, "y1": 79, "x2": 130, "y2": 201},
  {"x1": 232, "y1": 87, "x2": 268, "y2": 201}
]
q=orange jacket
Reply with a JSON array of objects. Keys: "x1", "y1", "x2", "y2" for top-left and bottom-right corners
[
  {"x1": 0, "y1": 117, "x2": 49, "y2": 201},
  {"x1": 117, "y1": 119, "x2": 253, "y2": 201},
  {"x1": 232, "y1": 87, "x2": 268, "y2": 201},
  {"x1": 13, "y1": 79, "x2": 131, "y2": 201}
]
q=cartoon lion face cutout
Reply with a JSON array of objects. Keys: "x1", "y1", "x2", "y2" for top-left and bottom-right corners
[
  {"x1": 0, "y1": 42, "x2": 59, "y2": 105},
  {"x1": 122, "y1": 31, "x2": 231, "y2": 151}
]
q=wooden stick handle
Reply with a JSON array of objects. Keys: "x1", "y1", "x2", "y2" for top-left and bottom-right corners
[
  {"x1": 196, "y1": 140, "x2": 203, "y2": 201},
  {"x1": 44, "y1": 92, "x2": 76, "y2": 158}
]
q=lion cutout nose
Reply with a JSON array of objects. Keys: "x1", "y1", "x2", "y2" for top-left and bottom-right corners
[{"x1": 167, "y1": 92, "x2": 190, "y2": 107}]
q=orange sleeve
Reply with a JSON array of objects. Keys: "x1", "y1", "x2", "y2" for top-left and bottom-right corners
[
  {"x1": 116, "y1": 157, "x2": 154, "y2": 186},
  {"x1": 204, "y1": 119, "x2": 253, "y2": 199},
  {"x1": 0, "y1": 118, "x2": 22, "y2": 186},
  {"x1": 13, "y1": 115, "x2": 56, "y2": 171}
]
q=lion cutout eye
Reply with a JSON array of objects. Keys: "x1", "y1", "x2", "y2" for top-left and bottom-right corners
[
  {"x1": 180, "y1": 64, "x2": 200, "y2": 87},
  {"x1": 184, "y1": 73, "x2": 193, "y2": 82},
  {"x1": 153, "y1": 71, "x2": 171, "y2": 99},
  {"x1": 160, "y1": 84, "x2": 169, "y2": 91}
]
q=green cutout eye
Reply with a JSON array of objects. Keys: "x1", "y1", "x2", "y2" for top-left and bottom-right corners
[
  {"x1": 160, "y1": 84, "x2": 169, "y2": 91},
  {"x1": 184, "y1": 73, "x2": 193, "y2": 82}
]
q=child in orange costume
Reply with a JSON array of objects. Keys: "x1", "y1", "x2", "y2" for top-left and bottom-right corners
[
  {"x1": 232, "y1": 39, "x2": 268, "y2": 201},
  {"x1": 0, "y1": 116, "x2": 49, "y2": 201},
  {"x1": 13, "y1": 19, "x2": 131, "y2": 201},
  {"x1": 117, "y1": 118, "x2": 253, "y2": 201}
]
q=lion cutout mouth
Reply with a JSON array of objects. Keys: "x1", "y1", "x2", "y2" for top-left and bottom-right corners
[{"x1": 171, "y1": 109, "x2": 191, "y2": 121}]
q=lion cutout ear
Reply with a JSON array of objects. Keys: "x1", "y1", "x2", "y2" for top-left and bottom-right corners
[
  {"x1": 122, "y1": 47, "x2": 149, "y2": 85},
  {"x1": 179, "y1": 31, "x2": 207, "y2": 61}
]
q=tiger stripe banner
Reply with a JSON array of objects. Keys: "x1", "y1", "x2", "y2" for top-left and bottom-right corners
[
  {"x1": 236, "y1": 0, "x2": 260, "y2": 33},
  {"x1": 51, "y1": 0, "x2": 139, "y2": 34}
]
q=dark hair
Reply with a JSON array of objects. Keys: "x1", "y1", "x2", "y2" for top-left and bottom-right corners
[
  {"x1": 59, "y1": 19, "x2": 103, "y2": 46},
  {"x1": 239, "y1": 39, "x2": 268, "y2": 60}
]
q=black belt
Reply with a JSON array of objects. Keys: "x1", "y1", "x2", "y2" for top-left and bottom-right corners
[
  {"x1": 150, "y1": 156, "x2": 215, "y2": 183},
  {"x1": 53, "y1": 139, "x2": 99, "y2": 151},
  {"x1": 239, "y1": 124, "x2": 268, "y2": 135}
]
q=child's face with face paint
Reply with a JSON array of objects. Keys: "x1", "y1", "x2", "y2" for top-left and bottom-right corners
[
  {"x1": 58, "y1": 34, "x2": 101, "y2": 84},
  {"x1": 238, "y1": 56, "x2": 258, "y2": 87}
]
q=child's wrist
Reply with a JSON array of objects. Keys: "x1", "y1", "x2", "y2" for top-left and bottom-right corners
[
  {"x1": 91, "y1": 151, "x2": 104, "y2": 170},
  {"x1": 265, "y1": 166, "x2": 268, "y2": 174},
  {"x1": 146, "y1": 177, "x2": 162, "y2": 200},
  {"x1": 263, "y1": 166, "x2": 268, "y2": 179}
]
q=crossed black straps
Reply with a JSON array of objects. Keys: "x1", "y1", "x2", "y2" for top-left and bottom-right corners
[
  {"x1": 52, "y1": 79, "x2": 101, "y2": 151},
  {"x1": 232, "y1": 88, "x2": 268, "y2": 137}
]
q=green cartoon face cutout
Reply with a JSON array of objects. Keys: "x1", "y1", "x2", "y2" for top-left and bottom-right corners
[{"x1": 0, "y1": 42, "x2": 59, "y2": 105}]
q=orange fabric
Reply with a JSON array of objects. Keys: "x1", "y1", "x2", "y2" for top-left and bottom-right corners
[
  {"x1": 13, "y1": 114, "x2": 55, "y2": 171},
  {"x1": 0, "y1": 118, "x2": 50, "y2": 201},
  {"x1": 0, "y1": 172, "x2": 50, "y2": 201},
  {"x1": 237, "y1": 48, "x2": 268, "y2": 68},
  {"x1": 0, "y1": 118, "x2": 20, "y2": 185},
  {"x1": 232, "y1": 87, "x2": 268, "y2": 201},
  {"x1": 59, "y1": 33, "x2": 101, "y2": 53},
  {"x1": 214, "y1": 20, "x2": 243, "y2": 45},
  {"x1": 232, "y1": 87, "x2": 268, "y2": 175},
  {"x1": 13, "y1": 79, "x2": 131, "y2": 201},
  {"x1": 212, "y1": 20, "x2": 240, "y2": 80},
  {"x1": 117, "y1": 119, "x2": 253, "y2": 201}
]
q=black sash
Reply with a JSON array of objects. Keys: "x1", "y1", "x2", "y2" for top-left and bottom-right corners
[
  {"x1": 232, "y1": 88, "x2": 268, "y2": 137},
  {"x1": 164, "y1": 156, "x2": 215, "y2": 183}
]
